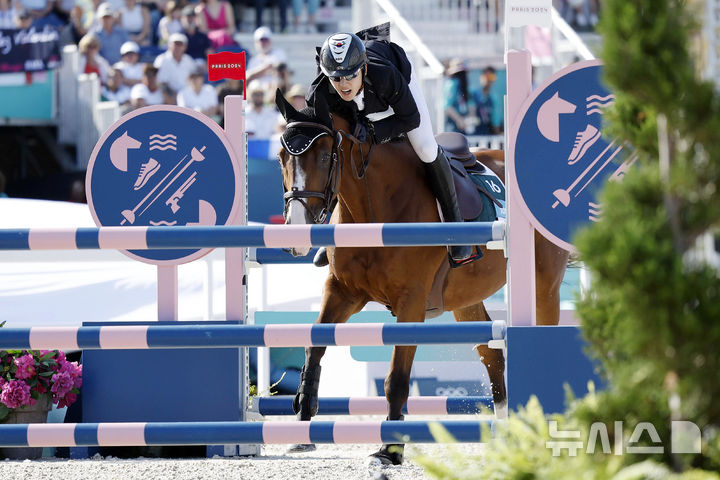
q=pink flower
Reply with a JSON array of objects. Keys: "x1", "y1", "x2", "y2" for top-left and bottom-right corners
[
  {"x1": 50, "y1": 371, "x2": 75, "y2": 398},
  {"x1": 0, "y1": 380, "x2": 32, "y2": 409},
  {"x1": 14, "y1": 354, "x2": 36, "y2": 380},
  {"x1": 57, "y1": 392, "x2": 77, "y2": 409},
  {"x1": 34, "y1": 380, "x2": 48, "y2": 394},
  {"x1": 0, "y1": 377, "x2": 5, "y2": 388}
]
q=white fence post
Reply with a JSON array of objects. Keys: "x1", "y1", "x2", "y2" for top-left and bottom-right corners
[
  {"x1": 57, "y1": 45, "x2": 79, "y2": 151},
  {"x1": 76, "y1": 73, "x2": 100, "y2": 169}
]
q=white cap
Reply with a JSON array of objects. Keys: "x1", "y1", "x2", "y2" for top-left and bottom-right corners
[
  {"x1": 247, "y1": 80, "x2": 264, "y2": 94},
  {"x1": 168, "y1": 32, "x2": 188, "y2": 45},
  {"x1": 96, "y1": 2, "x2": 114, "y2": 17},
  {"x1": 254, "y1": 26, "x2": 272, "y2": 41},
  {"x1": 120, "y1": 41, "x2": 139, "y2": 55}
]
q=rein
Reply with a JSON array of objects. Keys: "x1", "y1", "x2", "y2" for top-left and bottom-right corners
[{"x1": 283, "y1": 120, "x2": 376, "y2": 224}]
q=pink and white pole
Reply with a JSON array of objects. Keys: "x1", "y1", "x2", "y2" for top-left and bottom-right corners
[{"x1": 505, "y1": 50, "x2": 537, "y2": 327}]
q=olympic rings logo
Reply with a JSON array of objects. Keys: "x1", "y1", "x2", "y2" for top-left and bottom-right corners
[{"x1": 435, "y1": 386, "x2": 469, "y2": 396}]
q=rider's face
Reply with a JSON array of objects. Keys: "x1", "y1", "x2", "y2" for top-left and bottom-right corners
[{"x1": 329, "y1": 69, "x2": 363, "y2": 102}]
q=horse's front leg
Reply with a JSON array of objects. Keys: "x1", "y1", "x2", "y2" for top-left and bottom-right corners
[
  {"x1": 288, "y1": 274, "x2": 365, "y2": 453},
  {"x1": 371, "y1": 291, "x2": 427, "y2": 465}
]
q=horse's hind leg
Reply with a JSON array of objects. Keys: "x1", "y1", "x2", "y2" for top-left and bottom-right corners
[
  {"x1": 454, "y1": 302, "x2": 507, "y2": 417},
  {"x1": 288, "y1": 275, "x2": 365, "y2": 452}
]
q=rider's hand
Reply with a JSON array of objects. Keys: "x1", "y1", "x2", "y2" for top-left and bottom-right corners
[{"x1": 353, "y1": 119, "x2": 370, "y2": 143}]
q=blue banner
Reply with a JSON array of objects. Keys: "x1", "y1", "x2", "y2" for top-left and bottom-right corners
[{"x1": 0, "y1": 27, "x2": 61, "y2": 73}]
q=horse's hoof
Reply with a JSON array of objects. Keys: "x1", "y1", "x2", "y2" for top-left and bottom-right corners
[
  {"x1": 313, "y1": 247, "x2": 329, "y2": 267},
  {"x1": 369, "y1": 446, "x2": 404, "y2": 465},
  {"x1": 287, "y1": 443, "x2": 317, "y2": 453}
]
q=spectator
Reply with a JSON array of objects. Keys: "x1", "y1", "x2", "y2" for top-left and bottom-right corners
[
  {"x1": 62, "y1": 4, "x2": 87, "y2": 44},
  {"x1": 272, "y1": 62, "x2": 292, "y2": 97},
  {"x1": 93, "y1": 2, "x2": 129, "y2": 65},
  {"x1": 21, "y1": 0, "x2": 63, "y2": 28},
  {"x1": 285, "y1": 83, "x2": 306, "y2": 111},
  {"x1": 180, "y1": 5, "x2": 212, "y2": 61},
  {"x1": 245, "y1": 80, "x2": 281, "y2": 139},
  {"x1": 253, "y1": 0, "x2": 287, "y2": 33},
  {"x1": 14, "y1": 6, "x2": 30, "y2": 28},
  {"x1": 157, "y1": 0, "x2": 182, "y2": 46},
  {"x1": 556, "y1": 0, "x2": 598, "y2": 31},
  {"x1": 118, "y1": 0, "x2": 151, "y2": 45},
  {"x1": 443, "y1": 58, "x2": 476, "y2": 135},
  {"x1": 101, "y1": 67, "x2": 132, "y2": 108},
  {"x1": 0, "y1": 0, "x2": 20, "y2": 28},
  {"x1": 216, "y1": 77, "x2": 243, "y2": 126},
  {"x1": 196, "y1": 0, "x2": 235, "y2": 50},
  {"x1": 114, "y1": 40, "x2": 144, "y2": 85},
  {"x1": 177, "y1": 66, "x2": 219, "y2": 118},
  {"x1": 78, "y1": 32, "x2": 111, "y2": 83},
  {"x1": 143, "y1": 0, "x2": 166, "y2": 43},
  {"x1": 130, "y1": 63, "x2": 163, "y2": 107},
  {"x1": 154, "y1": 32, "x2": 196, "y2": 94},
  {"x1": 276, "y1": 82, "x2": 305, "y2": 130},
  {"x1": 291, "y1": 0, "x2": 317, "y2": 34},
  {"x1": 161, "y1": 82, "x2": 176, "y2": 104},
  {"x1": 246, "y1": 26, "x2": 286, "y2": 90},
  {"x1": 471, "y1": 66, "x2": 497, "y2": 135},
  {"x1": 53, "y1": 0, "x2": 74, "y2": 24}
]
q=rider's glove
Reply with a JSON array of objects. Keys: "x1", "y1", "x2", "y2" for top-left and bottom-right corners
[{"x1": 353, "y1": 118, "x2": 370, "y2": 143}]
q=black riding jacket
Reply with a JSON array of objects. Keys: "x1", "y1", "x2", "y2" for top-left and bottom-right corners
[{"x1": 306, "y1": 39, "x2": 421, "y2": 144}]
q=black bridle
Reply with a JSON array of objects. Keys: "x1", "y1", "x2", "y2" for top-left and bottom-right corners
[{"x1": 282, "y1": 121, "x2": 343, "y2": 224}]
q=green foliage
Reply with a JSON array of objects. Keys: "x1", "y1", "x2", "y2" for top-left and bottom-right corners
[{"x1": 415, "y1": 396, "x2": 720, "y2": 480}]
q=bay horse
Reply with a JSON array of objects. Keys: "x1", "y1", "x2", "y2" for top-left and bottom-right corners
[{"x1": 274, "y1": 91, "x2": 569, "y2": 464}]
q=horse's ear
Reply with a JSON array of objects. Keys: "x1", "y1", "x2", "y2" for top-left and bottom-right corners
[{"x1": 275, "y1": 88, "x2": 296, "y2": 121}]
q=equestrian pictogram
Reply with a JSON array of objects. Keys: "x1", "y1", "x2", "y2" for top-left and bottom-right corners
[
  {"x1": 513, "y1": 61, "x2": 635, "y2": 251},
  {"x1": 86, "y1": 105, "x2": 241, "y2": 264}
]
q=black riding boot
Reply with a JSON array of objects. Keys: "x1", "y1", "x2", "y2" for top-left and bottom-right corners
[{"x1": 426, "y1": 148, "x2": 474, "y2": 263}]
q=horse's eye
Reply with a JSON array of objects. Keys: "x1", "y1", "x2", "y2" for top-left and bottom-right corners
[{"x1": 320, "y1": 153, "x2": 331, "y2": 165}]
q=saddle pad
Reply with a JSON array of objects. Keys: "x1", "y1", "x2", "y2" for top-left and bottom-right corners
[
  {"x1": 424, "y1": 163, "x2": 506, "y2": 319},
  {"x1": 469, "y1": 167, "x2": 506, "y2": 222}
]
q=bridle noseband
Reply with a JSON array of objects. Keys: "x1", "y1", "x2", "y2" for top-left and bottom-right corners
[{"x1": 282, "y1": 121, "x2": 342, "y2": 224}]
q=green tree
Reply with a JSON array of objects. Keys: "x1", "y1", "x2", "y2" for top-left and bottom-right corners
[{"x1": 574, "y1": 0, "x2": 720, "y2": 470}]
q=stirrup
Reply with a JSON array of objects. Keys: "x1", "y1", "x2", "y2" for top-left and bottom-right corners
[{"x1": 448, "y1": 245, "x2": 482, "y2": 269}]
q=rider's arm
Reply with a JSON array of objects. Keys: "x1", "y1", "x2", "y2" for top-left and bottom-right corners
[{"x1": 367, "y1": 65, "x2": 420, "y2": 143}]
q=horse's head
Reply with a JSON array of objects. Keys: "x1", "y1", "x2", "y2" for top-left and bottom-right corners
[{"x1": 275, "y1": 89, "x2": 340, "y2": 256}]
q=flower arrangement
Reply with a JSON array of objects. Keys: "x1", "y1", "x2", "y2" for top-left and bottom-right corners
[{"x1": 0, "y1": 323, "x2": 82, "y2": 421}]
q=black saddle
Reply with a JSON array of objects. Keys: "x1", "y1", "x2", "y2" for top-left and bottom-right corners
[{"x1": 435, "y1": 132, "x2": 490, "y2": 221}]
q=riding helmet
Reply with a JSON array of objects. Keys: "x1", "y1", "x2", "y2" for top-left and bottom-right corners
[{"x1": 319, "y1": 32, "x2": 367, "y2": 78}]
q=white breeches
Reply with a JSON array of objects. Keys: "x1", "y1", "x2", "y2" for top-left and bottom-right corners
[{"x1": 406, "y1": 59, "x2": 439, "y2": 163}]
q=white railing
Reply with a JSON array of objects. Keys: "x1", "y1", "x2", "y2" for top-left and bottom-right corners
[
  {"x1": 57, "y1": 45, "x2": 79, "y2": 146},
  {"x1": 57, "y1": 46, "x2": 121, "y2": 169},
  {"x1": 393, "y1": 0, "x2": 503, "y2": 34},
  {"x1": 550, "y1": 7, "x2": 595, "y2": 68}
]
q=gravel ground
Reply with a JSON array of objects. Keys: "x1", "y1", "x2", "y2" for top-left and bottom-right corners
[
  {"x1": 0, "y1": 442, "x2": 484, "y2": 480},
  {"x1": 0, "y1": 414, "x2": 489, "y2": 480}
]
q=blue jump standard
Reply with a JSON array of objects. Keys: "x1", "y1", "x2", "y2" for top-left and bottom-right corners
[
  {"x1": 253, "y1": 396, "x2": 494, "y2": 416},
  {"x1": 0, "y1": 222, "x2": 503, "y2": 250},
  {"x1": 0, "y1": 420, "x2": 493, "y2": 446},
  {"x1": 0, "y1": 322, "x2": 504, "y2": 350}
]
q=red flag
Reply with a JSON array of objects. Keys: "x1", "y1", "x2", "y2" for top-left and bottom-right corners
[{"x1": 207, "y1": 51, "x2": 246, "y2": 97}]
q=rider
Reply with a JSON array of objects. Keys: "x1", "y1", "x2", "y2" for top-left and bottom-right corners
[{"x1": 307, "y1": 30, "x2": 475, "y2": 266}]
